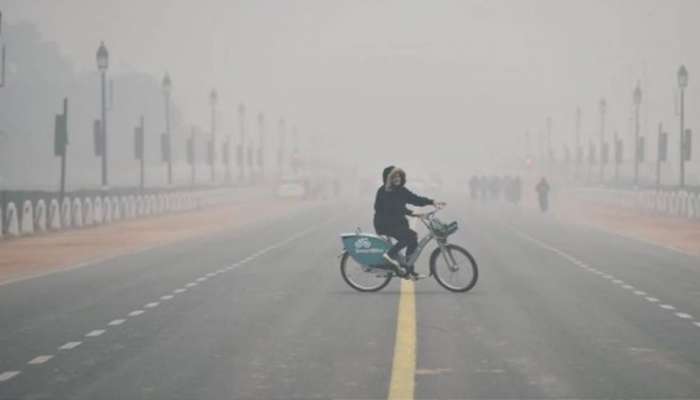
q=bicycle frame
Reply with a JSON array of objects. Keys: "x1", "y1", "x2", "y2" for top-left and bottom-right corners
[{"x1": 394, "y1": 213, "x2": 450, "y2": 268}]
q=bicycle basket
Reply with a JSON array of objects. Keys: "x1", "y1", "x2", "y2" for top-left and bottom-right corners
[{"x1": 430, "y1": 218, "x2": 458, "y2": 237}]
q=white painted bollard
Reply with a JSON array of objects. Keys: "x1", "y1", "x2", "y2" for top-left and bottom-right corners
[
  {"x1": 103, "y1": 197, "x2": 112, "y2": 223},
  {"x1": 49, "y1": 199, "x2": 61, "y2": 230},
  {"x1": 128, "y1": 195, "x2": 137, "y2": 217},
  {"x1": 83, "y1": 198, "x2": 94, "y2": 226},
  {"x1": 72, "y1": 198, "x2": 83, "y2": 227},
  {"x1": 21, "y1": 200, "x2": 34, "y2": 235},
  {"x1": 135, "y1": 196, "x2": 143, "y2": 217},
  {"x1": 94, "y1": 197, "x2": 103, "y2": 224},
  {"x1": 34, "y1": 199, "x2": 47, "y2": 232},
  {"x1": 112, "y1": 196, "x2": 121, "y2": 221},
  {"x1": 6, "y1": 202, "x2": 19, "y2": 236},
  {"x1": 61, "y1": 197, "x2": 72, "y2": 228}
]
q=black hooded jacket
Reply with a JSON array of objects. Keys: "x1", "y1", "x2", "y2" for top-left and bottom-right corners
[{"x1": 373, "y1": 166, "x2": 434, "y2": 234}]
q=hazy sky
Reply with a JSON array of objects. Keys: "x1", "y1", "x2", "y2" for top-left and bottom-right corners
[{"x1": 3, "y1": 0, "x2": 699, "y2": 177}]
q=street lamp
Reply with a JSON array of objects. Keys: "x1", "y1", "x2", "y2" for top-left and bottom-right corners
[
  {"x1": 678, "y1": 65, "x2": 688, "y2": 188},
  {"x1": 277, "y1": 118, "x2": 285, "y2": 176},
  {"x1": 237, "y1": 104, "x2": 246, "y2": 182},
  {"x1": 209, "y1": 89, "x2": 218, "y2": 183},
  {"x1": 1, "y1": 10, "x2": 7, "y2": 88},
  {"x1": 257, "y1": 112, "x2": 265, "y2": 180},
  {"x1": 599, "y1": 98, "x2": 606, "y2": 183},
  {"x1": 96, "y1": 41, "x2": 109, "y2": 187},
  {"x1": 633, "y1": 82, "x2": 642, "y2": 186},
  {"x1": 162, "y1": 73, "x2": 172, "y2": 185}
]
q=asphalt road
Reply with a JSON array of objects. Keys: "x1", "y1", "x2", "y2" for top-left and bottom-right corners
[{"x1": 1, "y1": 196, "x2": 700, "y2": 399}]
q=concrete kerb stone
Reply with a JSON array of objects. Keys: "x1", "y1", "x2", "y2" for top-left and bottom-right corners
[
  {"x1": 103, "y1": 197, "x2": 112, "y2": 223},
  {"x1": 72, "y1": 198, "x2": 83, "y2": 228},
  {"x1": 94, "y1": 197, "x2": 103, "y2": 224},
  {"x1": 6, "y1": 202, "x2": 19, "y2": 236},
  {"x1": 49, "y1": 199, "x2": 61, "y2": 230},
  {"x1": 34, "y1": 199, "x2": 47, "y2": 232},
  {"x1": 21, "y1": 200, "x2": 34, "y2": 235},
  {"x1": 61, "y1": 197, "x2": 71, "y2": 228},
  {"x1": 112, "y1": 196, "x2": 121, "y2": 221},
  {"x1": 84, "y1": 198, "x2": 94, "y2": 226}
]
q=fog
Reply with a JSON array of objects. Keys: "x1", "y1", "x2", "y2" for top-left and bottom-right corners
[{"x1": 1, "y1": 0, "x2": 699, "y2": 188}]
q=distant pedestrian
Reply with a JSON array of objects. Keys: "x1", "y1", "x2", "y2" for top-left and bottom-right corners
[
  {"x1": 469, "y1": 175, "x2": 479, "y2": 200},
  {"x1": 535, "y1": 177, "x2": 550, "y2": 212}
]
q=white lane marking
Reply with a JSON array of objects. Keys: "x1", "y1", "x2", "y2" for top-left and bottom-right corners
[
  {"x1": 108, "y1": 319, "x2": 126, "y2": 326},
  {"x1": 28, "y1": 356, "x2": 53, "y2": 365},
  {"x1": 510, "y1": 227, "x2": 700, "y2": 332},
  {"x1": 145, "y1": 302, "x2": 159, "y2": 308},
  {"x1": 206, "y1": 273, "x2": 216, "y2": 277},
  {"x1": 173, "y1": 288, "x2": 187, "y2": 294},
  {"x1": 128, "y1": 310, "x2": 145, "y2": 317},
  {"x1": 160, "y1": 295, "x2": 174, "y2": 300},
  {"x1": 85, "y1": 330, "x2": 105, "y2": 337},
  {"x1": 58, "y1": 342, "x2": 82, "y2": 350},
  {"x1": 185, "y1": 282, "x2": 198, "y2": 288},
  {"x1": 0, "y1": 371, "x2": 21, "y2": 382},
  {"x1": 196, "y1": 277, "x2": 207, "y2": 282}
]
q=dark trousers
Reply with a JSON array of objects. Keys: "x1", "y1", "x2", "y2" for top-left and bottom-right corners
[{"x1": 382, "y1": 226, "x2": 418, "y2": 265}]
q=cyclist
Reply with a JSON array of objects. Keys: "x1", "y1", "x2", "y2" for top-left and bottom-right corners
[{"x1": 374, "y1": 165, "x2": 445, "y2": 278}]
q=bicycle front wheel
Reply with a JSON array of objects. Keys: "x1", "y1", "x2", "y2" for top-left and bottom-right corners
[
  {"x1": 429, "y1": 244, "x2": 478, "y2": 292},
  {"x1": 340, "y1": 252, "x2": 393, "y2": 292}
]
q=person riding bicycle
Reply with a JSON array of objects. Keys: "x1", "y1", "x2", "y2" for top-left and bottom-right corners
[{"x1": 374, "y1": 166, "x2": 445, "y2": 278}]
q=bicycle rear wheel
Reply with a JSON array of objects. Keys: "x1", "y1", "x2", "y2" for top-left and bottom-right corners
[
  {"x1": 340, "y1": 252, "x2": 393, "y2": 292},
  {"x1": 429, "y1": 244, "x2": 478, "y2": 292}
]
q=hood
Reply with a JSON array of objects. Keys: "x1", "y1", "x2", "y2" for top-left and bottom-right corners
[
  {"x1": 382, "y1": 165, "x2": 395, "y2": 183},
  {"x1": 384, "y1": 167, "x2": 406, "y2": 191}
]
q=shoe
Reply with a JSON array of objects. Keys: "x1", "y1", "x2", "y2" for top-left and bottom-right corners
[
  {"x1": 383, "y1": 253, "x2": 401, "y2": 269},
  {"x1": 409, "y1": 272, "x2": 428, "y2": 280}
]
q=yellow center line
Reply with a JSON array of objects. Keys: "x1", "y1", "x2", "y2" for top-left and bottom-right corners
[{"x1": 388, "y1": 278, "x2": 416, "y2": 400}]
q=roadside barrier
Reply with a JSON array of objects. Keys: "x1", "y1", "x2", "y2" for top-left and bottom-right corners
[
  {"x1": 72, "y1": 198, "x2": 83, "y2": 228},
  {"x1": 112, "y1": 196, "x2": 122, "y2": 221},
  {"x1": 49, "y1": 199, "x2": 61, "y2": 230},
  {"x1": 34, "y1": 199, "x2": 47, "y2": 232},
  {"x1": 84, "y1": 198, "x2": 94, "y2": 226},
  {"x1": 21, "y1": 200, "x2": 34, "y2": 235},
  {"x1": 94, "y1": 197, "x2": 103, "y2": 224},
  {"x1": 1, "y1": 187, "x2": 261, "y2": 241},
  {"x1": 61, "y1": 198, "x2": 71, "y2": 228},
  {"x1": 6, "y1": 202, "x2": 19, "y2": 236}
]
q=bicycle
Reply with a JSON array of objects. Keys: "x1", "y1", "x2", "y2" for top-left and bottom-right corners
[{"x1": 339, "y1": 207, "x2": 478, "y2": 292}]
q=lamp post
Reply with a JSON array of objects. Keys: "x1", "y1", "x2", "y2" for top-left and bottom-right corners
[
  {"x1": 277, "y1": 118, "x2": 285, "y2": 177},
  {"x1": 633, "y1": 82, "x2": 642, "y2": 186},
  {"x1": 575, "y1": 107, "x2": 581, "y2": 180},
  {"x1": 678, "y1": 65, "x2": 688, "y2": 188},
  {"x1": 1, "y1": 10, "x2": 7, "y2": 88},
  {"x1": 599, "y1": 98, "x2": 606, "y2": 183},
  {"x1": 237, "y1": 104, "x2": 246, "y2": 182},
  {"x1": 546, "y1": 116, "x2": 552, "y2": 166},
  {"x1": 257, "y1": 112, "x2": 265, "y2": 180},
  {"x1": 162, "y1": 73, "x2": 172, "y2": 185},
  {"x1": 209, "y1": 89, "x2": 217, "y2": 183},
  {"x1": 96, "y1": 41, "x2": 109, "y2": 187}
]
